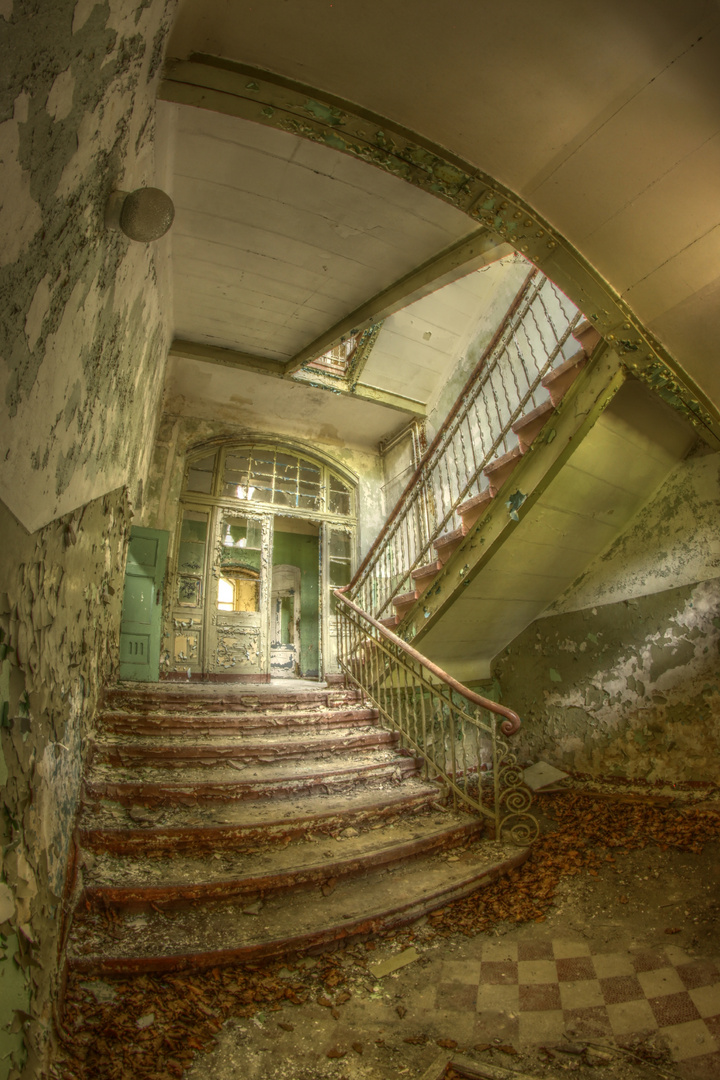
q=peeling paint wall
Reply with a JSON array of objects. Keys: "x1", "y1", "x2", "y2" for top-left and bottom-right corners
[
  {"x1": 0, "y1": 489, "x2": 132, "y2": 1078},
  {"x1": 547, "y1": 450, "x2": 720, "y2": 614},
  {"x1": 493, "y1": 577, "x2": 720, "y2": 783},
  {"x1": 492, "y1": 451, "x2": 720, "y2": 783},
  {"x1": 1, "y1": 2, "x2": 177, "y2": 1075},
  {"x1": 0, "y1": 0, "x2": 177, "y2": 534}
]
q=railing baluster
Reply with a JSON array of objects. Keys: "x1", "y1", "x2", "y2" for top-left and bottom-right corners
[{"x1": 347, "y1": 269, "x2": 583, "y2": 630}]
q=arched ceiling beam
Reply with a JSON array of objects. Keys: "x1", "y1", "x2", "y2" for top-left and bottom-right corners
[{"x1": 160, "y1": 55, "x2": 720, "y2": 446}]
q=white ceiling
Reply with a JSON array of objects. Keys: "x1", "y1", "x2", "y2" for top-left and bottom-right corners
[
  {"x1": 166, "y1": 0, "x2": 720, "y2": 411},
  {"x1": 165, "y1": 101, "x2": 476, "y2": 362},
  {"x1": 361, "y1": 257, "x2": 529, "y2": 403}
]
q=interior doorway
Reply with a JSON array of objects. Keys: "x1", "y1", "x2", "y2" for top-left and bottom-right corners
[
  {"x1": 271, "y1": 517, "x2": 320, "y2": 679},
  {"x1": 270, "y1": 564, "x2": 301, "y2": 677}
]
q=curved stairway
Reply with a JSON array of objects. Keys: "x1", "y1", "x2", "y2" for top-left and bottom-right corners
[{"x1": 66, "y1": 683, "x2": 528, "y2": 976}]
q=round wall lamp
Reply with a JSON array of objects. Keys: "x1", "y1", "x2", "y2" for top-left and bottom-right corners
[{"x1": 105, "y1": 186, "x2": 175, "y2": 242}]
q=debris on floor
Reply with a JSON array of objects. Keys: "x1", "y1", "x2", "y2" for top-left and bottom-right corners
[
  {"x1": 53, "y1": 789, "x2": 720, "y2": 1080},
  {"x1": 522, "y1": 761, "x2": 569, "y2": 792},
  {"x1": 368, "y1": 946, "x2": 421, "y2": 978}
]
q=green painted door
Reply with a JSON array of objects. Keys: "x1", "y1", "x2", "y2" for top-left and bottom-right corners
[{"x1": 119, "y1": 526, "x2": 169, "y2": 681}]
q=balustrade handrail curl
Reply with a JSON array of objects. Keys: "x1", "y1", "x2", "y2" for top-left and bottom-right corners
[{"x1": 334, "y1": 587, "x2": 521, "y2": 736}]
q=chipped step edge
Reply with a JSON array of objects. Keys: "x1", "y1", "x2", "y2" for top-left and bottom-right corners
[
  {"x1": 77, "y1": 787, "x2": 446, "y2": 854},
  {"x1": 66, "y1": 846, "x2": 530, "y2": 975},
  {"x1": 79, "y1": 820, "x2": 484, "y2": 910}
]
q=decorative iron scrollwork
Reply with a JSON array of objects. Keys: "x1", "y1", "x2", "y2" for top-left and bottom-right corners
[{"x1": 494, "y1": 734, "x2": 540, "y2": 847}]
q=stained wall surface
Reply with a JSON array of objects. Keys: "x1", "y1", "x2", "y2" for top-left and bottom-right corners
[
  {"x1": 0, "y1": 489, "x2": 132, "y2": 1077},
  {"x1": 0, "y1": 2, "x2": 177, "y2": 1076},
  {"x1": 493, "y1": 453, "x2": 720, "y2": 782},
  {"x1": 0, "y1": 0, "x2": 176, "y2": 534}
]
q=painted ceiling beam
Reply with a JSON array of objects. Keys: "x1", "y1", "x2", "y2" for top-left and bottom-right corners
[
  {"x1": 283, "y1": 229, "x2": 512, "y2": 375},
  {"x1": 170, "y1": 339, "x2": 287, "y2": 378},
  {"x1": 169, "y1": 339, "x2": 427, "y2": 417}
]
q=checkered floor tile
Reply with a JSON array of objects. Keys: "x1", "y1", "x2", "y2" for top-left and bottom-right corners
[{"x1": 436, "y1": 940, "x2": 720, "y2": 1078}]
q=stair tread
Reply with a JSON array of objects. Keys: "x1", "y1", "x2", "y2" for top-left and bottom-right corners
[
  {"x1": 67, "y1": 840, "x2": 523, "y2": 971},
  {"x1": 511, "y1": 398, "x2": 555, "y2": 431},
  {"x1": 484, "y1": 444, "x2": 523, "y2": 473},
  {"x1": 392, "y1": 591, "x2": 418, "y2": 606},
  {"x1": 86, "y1": 748, "x2": 415, "y2": 787},
  {"x1": 101, "y1": 704, "x2": 375, "y2": 721},
  {"x1": 457, "y1": 490, "x2": 493, "y2": 513},
  {"x1": 411, "y1": 560, "x2": 442, "y2": 579},
  {"x1": 93, "y1": 725, "x2": 393, "y2": 753},
  {"x1": 81, "y1": 814, "x2": 481, "y2": 893},
  {"x1": 105, "y1": 688, "x2": 361, "y2": 711},
  {"x1": 78, "y1": 779, "x2": 444, "y2": 837},
  {"x1": 541, "y1": 349, "x2": 586, "y2": 382},
  {"x1": 435, "y1": 525, "x2": 467, "y2": 547}
]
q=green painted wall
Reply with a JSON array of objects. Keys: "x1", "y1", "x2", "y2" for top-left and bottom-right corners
[{"x1": 272, "y1": 530, "x2": 319, "y2": 677}]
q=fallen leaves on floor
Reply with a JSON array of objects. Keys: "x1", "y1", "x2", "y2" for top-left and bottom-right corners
[{"x1": 54, "y1": 793, "x2": 720, "y2": 1080}]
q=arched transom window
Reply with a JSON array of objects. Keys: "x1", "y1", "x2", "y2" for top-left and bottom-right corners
[{"x1": 183, "y1": 443, "x2": 355, "y2": 517}]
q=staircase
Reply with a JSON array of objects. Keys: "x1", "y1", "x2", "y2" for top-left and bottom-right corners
[
  {"x1": 391, "y1": 355, "x2": 696, "y2": 682},
  {"x1": 66, "y1": 683, "x2": 528, "y2": 976},
  {"x1": 354, "y1": 292, "x2": 698, "y2": 682}
]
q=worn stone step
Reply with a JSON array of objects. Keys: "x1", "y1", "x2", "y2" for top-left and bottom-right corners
[
  {"x1": 98, "y1": 705, "x2": 378, "y2": 737},
  {"x1": 78, "y1": 781, "x2": 447, "y2": 855},
  {"x1": 456, "y1": 489, "x2": 494, "y2": 531},
  {"x1": 541, "y1": 350, "x2": 588, "y2": 406},
  {"x1": 483, "y1": 444, "x2": 524, "y2": 495},
  {"x1": 91, "y1": 726, "x2": 397, "y2": 767},
  {"x1": 392, "y1": 590, "x2": 419, "y2": 618},
  {"x1": 84, "y1": 752, "x2": 421, "y2": 805},
  {"x1": 511, "y1": 398, "x2": 556, "y2": 453},
  {"x1": 79, "y1": 814, "x2": 483, "y2": 910},
  {"x1": 102, "y1": 685, "x2": 362, "y2": 714},
  {"x1": 66, "y1": 840, "x2": 529, "y2": 975},
  {"x1": 411, "y1": 559, "x2": 442, "y2": 596},
  {"x1": 434, "y1": 524, "x2": 468, "y2": 565}
]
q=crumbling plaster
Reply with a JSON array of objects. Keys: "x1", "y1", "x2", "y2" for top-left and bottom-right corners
[
  {"x1": 547, "y1": 450, "x2": 720, "y2": 614},
  {"x1": 0, "y1": 488, "x2": 132, "y2": 1079},
  {"x1": 494, "y1": 576, "x2": 720, "y2": 784},
  {"x1": 0, "y1": 0, "x2": 177, "y2": 534},
  {"x1": 492, "y1": 453, "x2": 720, "y2": 784},
  {"x1": 0, "y1": 2, "x2": 178, "y2": 1075}
]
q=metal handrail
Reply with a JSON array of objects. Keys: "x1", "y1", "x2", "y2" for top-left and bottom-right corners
[
  {"x1": 336, "y1": 588, "x2": 521, "y2": 735},
  {"x1": 350, "y1": 270, "x2": 581, "y2": 619},
  {"x1": 334, "y1": 588, "x2": 538, "y2": 844}
]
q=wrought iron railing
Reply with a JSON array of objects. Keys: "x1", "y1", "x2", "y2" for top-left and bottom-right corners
[
  {"x1": 335, "y1": 589, "x2": 538, "y2": 845},
  {"x1": 350, "y1": 269, "x2": 581, "y2": 619}
]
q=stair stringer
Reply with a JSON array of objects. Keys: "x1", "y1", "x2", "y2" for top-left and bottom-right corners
[{"x1": 397, "y1": 348, "x2": 697, "y2": 680}]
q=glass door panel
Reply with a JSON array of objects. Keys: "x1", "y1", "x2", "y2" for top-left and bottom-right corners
[{"x1": 321, "y1": 523, "x2": 355, "y2": 675}]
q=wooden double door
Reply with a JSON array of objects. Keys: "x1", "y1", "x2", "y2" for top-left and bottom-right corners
[{"x1": 171, "y1": 502, "x2": 354, "y2": 680}]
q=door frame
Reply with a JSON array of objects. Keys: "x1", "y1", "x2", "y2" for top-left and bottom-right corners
[{"x1": 203, "y1": 505, "x2": 273, "y2": 679}]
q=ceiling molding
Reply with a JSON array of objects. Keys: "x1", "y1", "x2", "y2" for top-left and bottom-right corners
[
  {"x1": 169, "y1": 339, "x2": 427, "y2": 417},
  {"x1": 160, "y1": 55, "x2": 720, "y2": 446}
]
